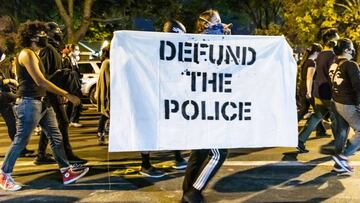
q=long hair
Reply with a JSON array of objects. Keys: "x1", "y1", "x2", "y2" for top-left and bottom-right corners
[
  {"x1": 16, "y1": 20, "x2": 47, "y2": 48},
  {"x1": 298, "y1": 43, "x2": 323, "y2": 69},
  {"x1": 195, "y1": 9, "x2": 219, "y2": 33}
]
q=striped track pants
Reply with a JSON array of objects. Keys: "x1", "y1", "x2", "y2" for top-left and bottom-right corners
[{"x1": 182, "y1": 148, "x2": 228, "y2": 193}]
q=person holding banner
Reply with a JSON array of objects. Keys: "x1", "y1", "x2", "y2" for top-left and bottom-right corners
[
  {"x1": 162, "y1": 19, "x2": 188, "y2": 170},
  {"x1": 330, "y1": 38, "x2": 360, "y2": 175},
  {"x1": 181, "y1": 9, "x2": 230, "y2": 203}
]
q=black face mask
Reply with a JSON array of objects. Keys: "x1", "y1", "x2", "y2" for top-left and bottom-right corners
[
  {"x1": 37, "y1": 36, "x2": 48, "y2": 48},
  {"x1": 350, "y1": 49, "x2": 356, "y2": 59},
  {"x1": 53, "y1": 33, "x2": 63, "y2": 43}
]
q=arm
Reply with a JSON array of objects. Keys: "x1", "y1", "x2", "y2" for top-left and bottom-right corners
[
  {"x1": 18, "y1": 49, "x2": 80, "y2": 105},
  {"x1": 104, "y1": 60, "x2": 110, "y2": 116},
  {"x1": 306, "y1": 67, "x2": 315, "y2": 99},
  {"x1": 347, "y1": 62, "x2": 360, "y2": 105}
]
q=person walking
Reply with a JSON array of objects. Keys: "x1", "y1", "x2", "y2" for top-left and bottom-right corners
[
  {"x1": 297, "y1": 28, "x2": 348, "y2": 154},
  {"x1": 330, "y1": 38, "x2": 360, "y2": 175},
  {"x1": 0, "y1": 21, "x2": 89, "y2": 191},
  {"x1": 35, "y1": 22, "x2": 87, "y2": 165},
  {"x1": 182, "y1": 9, "x2": 230, "y2": 203}
]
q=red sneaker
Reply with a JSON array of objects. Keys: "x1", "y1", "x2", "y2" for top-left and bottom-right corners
[
  {"x1": 62, "y1": 167, "x2": 89, "y2": 185},
  {"x1": 0, "y1": 172, "x2": 22, "y2": 191}
]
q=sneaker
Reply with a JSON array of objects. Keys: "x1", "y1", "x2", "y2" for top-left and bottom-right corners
[
  {"x1": 68, "y1": 155, "x2": 88, "y2": 165},
  {"x1": 182, "y1": 188, "x2": 204, "y2": 203},
  {"x1": 0, "y1": 172, "x2": 22, "y2": 191},
  {"x1": 172, "y1": 160, "x2": 187, "y2": 170},
  {"x1": 296, "y1": 141, "x2": 309, "y2": 153},
  {"x1": 19, "y1": 148, "x2": 35, "y2": 157},
  {"x1": 332, "y1": 154, "x2": 353, "y2": 173},
  {"x1": 332, "y1": 163, "x2": 353, "y2": 176},
  {"x1": 62, "y1": 167, "x2": 89, "y2": 185},
  {"x1": 71, "y1": 164, "x2": 87, "y2": 171},
  {"x1": 34, "y1": 154, "x2": 56, "y2": 165},
  {"x1": 69, "y1": 122, "x2": 83, "y2": 128},
  {"x1": 139, "y1": 166, "x2": 166, "y2": 178},
  {"x1": 97, "y1": 133, "x2": 106, "y2": 145}
]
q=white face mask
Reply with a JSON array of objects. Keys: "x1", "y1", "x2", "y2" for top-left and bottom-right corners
[
  {"x1": 0, "y1": 53, "x2": 5, "y2": 63},
  {"x1": 72, "y1": 49, "x2": 81, "y2": 61}
]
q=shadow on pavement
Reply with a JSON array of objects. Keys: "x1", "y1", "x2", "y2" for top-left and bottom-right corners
[
  {"x1": 212, "y1": 156, "x2": 345, "y2": 202},
  {"x1": 2, "y1": 195, "x2": 79, "y2": 203},
  {"x1": 21, "y1": 165, "x2": 184, "y2": 191}
]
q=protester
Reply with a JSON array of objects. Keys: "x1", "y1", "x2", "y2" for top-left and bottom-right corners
[
  {"x1": 35, "y1": 22, "x2": 87, "y2": 165},
  {"x1": 96, "y1": 43, "x2": 110, "y2": 145},
  {"x1": 163, "y1": 19, "x2": 188, "y2": 170},
  {"x1": 297, "y1": 28, "x2": 348, "y2": 154},
  {"x1": 64, "y1": 44, "x2": 83, "y2": 128},
  {"x1": 0, "y1": 21, "x2": 89, "y2": 191},
  {"x1": 329, "y1": 38, "x2": 359, "y2": 175},
  {"x1": 181, "y1": 9, "x2": 230, "y2": 203},
  {"x1": 0, "y1": 53, "x2": 35, "y2": 157},
  {"x1": 296, "y1": 43, "x2": 328, "y2": 136}
]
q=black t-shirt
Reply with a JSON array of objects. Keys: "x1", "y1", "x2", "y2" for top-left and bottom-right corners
[
  {"x1": 313, "y1": 50, "x2": 336, "y2": 100},
  {"x1": 39, "y1": 43, "x2": 62, "y2": 77},
  {"x1": 299, "y1": 59, "x2": 316, "y2": 94},
  {"x1": 16, "y1": 49, "x2": 46, "y2": 98},
  {"x1": 330, "y1": 59, "x2": 360, "y2": 105}
]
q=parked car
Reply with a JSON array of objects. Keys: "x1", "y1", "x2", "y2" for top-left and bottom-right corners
[{"x1": 78, "y1": 60, "x2": 101, "y2": 104}]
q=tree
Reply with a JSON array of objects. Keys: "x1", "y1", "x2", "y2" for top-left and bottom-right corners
[
  {"x1": 282, "y1": 0, "x2": 338, "y2": 48},
  {"x1": 55, "y1": 0, "x2": 95, "y2": 43},
  {"x1": 335, "y1": 0, "x2": 360, "y2": 61}
]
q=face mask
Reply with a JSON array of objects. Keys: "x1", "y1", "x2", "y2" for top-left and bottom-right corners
[
  {"x1": 36, "y1": 36, "x2": 48, "y2": 48},
  {"x1": 0, "y1": 52, "x2": 5, "y2": 63},
  {"x1": 53, "y1": 32, "x2": 63, "y2": 42},
  {"x1": 350, "y1": 49, "x2": 356, "y2": 59},
  {"x1": 72, "y1": 51, "x2": 80, "y2": 61},
  {"x1": 202, "y1": 23, "x2": 225, "y2": 35}
]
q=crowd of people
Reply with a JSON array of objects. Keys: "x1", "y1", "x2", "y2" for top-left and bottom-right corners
[{"x1": 0, "y1": 7, "x2": 359, "y2": 203}]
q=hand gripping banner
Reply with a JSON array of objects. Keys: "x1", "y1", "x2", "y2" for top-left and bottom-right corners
[{"x1": 109, "y1": 31, "x2": 297, "y2": 152}]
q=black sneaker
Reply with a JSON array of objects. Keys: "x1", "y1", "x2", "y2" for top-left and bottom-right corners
[
  {"x1": 139, "y1": 166, "x2": 166, "y2": 178},
  {"x1": 182, "y1": 189, "x2": 205, "y2": 203},
  {"x1": 332, "y1": 163, "x2": 353, "y2": 176},
  {"x1": 68, "y1": 155, "x2": 88, "y2": 165},
  {"x1": 19, "y1": 148, "x2": 35, "y2": 157},
  {"x1": 34, "y1": 154, "x2": 56, "y2": 165},
  {"x1": 97, "y1": 133, "x2": 106, "y2": 145},
  {"x1": 296, "y1": 141, "x2": 309, "y2": 153},
  {"x1": 172, "y1": 160, "x2": 187, "y2": 170},
  {"x1": 332, "y1": 154, "x2": 353, "y2": 173}
]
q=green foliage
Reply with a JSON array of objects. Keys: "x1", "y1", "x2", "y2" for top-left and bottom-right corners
[{"x1": 282, "y1": 0, "x2": 338, "y2": 48}]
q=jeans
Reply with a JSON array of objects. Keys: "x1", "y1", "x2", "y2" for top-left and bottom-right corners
[
  {"x1": 98, "y1": 114, "x2": 109, "y2": 134},
  {"x1": 1, "y1": 97, "x2": 70, "y2": 173},
  {"x1": 296, "y1": 94, "x2": 326, "y2": 134},
  {"x1": 66, "y1": 102, "x2": 81, "y2": 123},
  {"x1": 38, "y1": 94, "x2": 74, "y2": 157},
  {"x1": 0, "y1": 103, "x2": 16, "y2": 141},
  {"x1": 334, "y1": 102, "x2": 360, "y2": 157},
  {"x1": 298, "y1": 98, "x2": 349, "y2": 153}
]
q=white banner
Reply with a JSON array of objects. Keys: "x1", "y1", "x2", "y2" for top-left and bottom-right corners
[{"x1": 109, "y1": 31, "x2": 298, "y2": 152}]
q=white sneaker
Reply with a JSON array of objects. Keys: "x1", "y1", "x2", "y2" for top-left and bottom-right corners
[
  {"x1": 70, "y1": 122, "x2": 83, "y2": 128},
  {"x1": 0, "y1": 172, "x2": 22, "y2": 191}
]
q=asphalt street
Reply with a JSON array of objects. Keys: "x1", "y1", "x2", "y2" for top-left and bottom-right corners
[{"x1": 0, "y1": 104, "x2": 359, "y2": 202}]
